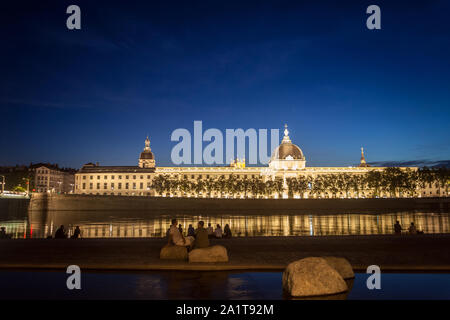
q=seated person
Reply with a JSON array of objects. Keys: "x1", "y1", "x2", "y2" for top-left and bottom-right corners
[
  {"x1": 194, "y1": 221, "x2": 209, "y2": 249},
  {"x1": 54, "y1": 225, "x2": 67, "y2": 239},
  {"x1": 187, "y1": 224, "x2": 195, "y2": 237},
  {"x1": 408, "y1": 222, "x2": 417, "y2": 235},
  {"x1": 0, "y1": 227, "x2": 6, "y2": 238},
  {"x1": 207, "y1": 223, "x2": 214, "y2": 238},
  {"x1": 214, "y1": 224, "x2": 223, "y2": 238},
  {"x1": 224, "y1": 224, "x2": 232, "y2": 238},
  {"x1": 393, "y1": 221, "x2": 402, "y2": 235},
  {"x1": 168, "y1": 218, "x2": 194, "y2": 247},
  {"x1": 71, "y1": 226, "x2": 81, "y2": 239}
]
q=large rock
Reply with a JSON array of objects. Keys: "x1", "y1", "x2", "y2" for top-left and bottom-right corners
[
  {"x1": 160, "y1": 244, "x2": 188, "y2": 260},
  {"x1": 282, "y1": 257, "x2": 348, "y2": 297},
  {"x1": 322, "y1": 256, "x2": 355, "y2": 279},
  {"x1": 188, "y1": 245, "x2": 228, "y2": 263}
]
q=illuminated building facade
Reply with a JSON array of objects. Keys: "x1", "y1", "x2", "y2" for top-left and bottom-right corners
[
  {"x1": 74, "y1": 127, "x2": 447, "y2": 198},
  {"x1": 35, "y1": 165, "x2": 75, "y2": 194}
]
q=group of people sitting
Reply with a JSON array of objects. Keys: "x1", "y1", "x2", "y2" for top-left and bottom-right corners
[
  {"x1": 167, "y1": 219, "x2": 232, "y2": 250},
  {"x1": 52, "y1": 225, "x2": 82, "y2": 239},
  {"x1": 185, "y1": 222, "x2": 232, "y2": 239},
  {"x1": 394, "y1": 221, "x2": 424, "y2": 235}
]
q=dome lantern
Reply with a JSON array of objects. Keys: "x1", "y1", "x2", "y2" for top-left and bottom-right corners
[{"x1": 139, "y1": 136, "x2": 155, "y2": 168}]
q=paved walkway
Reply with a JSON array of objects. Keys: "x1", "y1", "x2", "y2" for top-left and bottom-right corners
[{"x1": 1, "y1": 234, "x2": 450, "y2": 271}]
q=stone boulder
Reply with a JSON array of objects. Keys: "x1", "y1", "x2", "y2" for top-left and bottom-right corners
[
  {"x1": 160, "y1": 244, "x2": 188, "y2": 260},
  {"x1": 282, "y1": 257, "x2": 348, "y2": 297},
  {"x1": 188, "y1": 245, "x2": 228, "y2": 263},
  {"x1": 322, "y1": 256, "x2": 355, "y2": 279}
]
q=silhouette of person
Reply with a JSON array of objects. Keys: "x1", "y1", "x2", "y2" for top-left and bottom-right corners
[
  {"x1": 214, "y1": 224, "x2": 223, "y2": 238},
  {"x1": 207, "y1": 223, "x2": 214, "y2": 239},
  {"x1": 408, "y1": 222, "x2": 417, "y2": 235},
  {"x1": 187, "y1": 224, "x2": 195, "y2": 237},
  {"x1": 71, "y1": 226, "x2": 81, "y2": 239},
  {"x1": 55, "y1": 225, "x2": 66, "y2": 239},
  {"x1": 0, "y1": 227, "x2": 7, "y2": 239},
  {"x1": 194, "y1": 221, "x2": 209, "y2": 249},
  {"x1": 394, "y1": 221, "x2": 402, "y2": 235},
  {"x1": 224, "y1": 224, "x2": 232, "y2": 238}
]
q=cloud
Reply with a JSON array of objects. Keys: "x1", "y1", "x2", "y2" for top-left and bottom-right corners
[
  {"x1": 367, "y1": 159, "x2": 450, "y2": 168},
  {"x1": 0, "y1": 98, "x2": 97, "y2": 110}
]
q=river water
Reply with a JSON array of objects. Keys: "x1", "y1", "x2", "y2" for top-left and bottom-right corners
[
  {"x1": 0, "y1": 270, "x2": 449, "y2": 299},
  {"x1": 1, "y1": 207, "x2": 449, "y2": 239}
]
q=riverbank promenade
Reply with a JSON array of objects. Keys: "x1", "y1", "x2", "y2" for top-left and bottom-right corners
[{"x1": 1, "y1": 234, "x2": 450, "y2": 272}]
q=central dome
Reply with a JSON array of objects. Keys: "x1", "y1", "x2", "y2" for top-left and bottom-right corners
[
  {"x1": 139, "y1": 150, "x2": 154, "y2": 160},
  {"x1": 270, "y1": 124, "x2": 305, "y2": 161},
  {"x1": 272, "y1": 142, "x2": 304, "y2": 160}
]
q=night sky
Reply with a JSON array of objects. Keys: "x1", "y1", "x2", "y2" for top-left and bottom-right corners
[{"x1": 1, "y1": 0, "x2": 449, "y2": 168}]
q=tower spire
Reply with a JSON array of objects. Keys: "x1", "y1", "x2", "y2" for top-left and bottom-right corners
[
  {"x1": 360, "y1": 147, "x2": 366, "y2": 164},
  {"x1": 358, "y1": 147, "x2": 370, "y2": 167}
]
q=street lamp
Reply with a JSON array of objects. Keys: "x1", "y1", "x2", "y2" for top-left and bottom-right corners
[
  {"x1": 22, "y1": 177, "x2": 30, "y2": 196},
  {"x1": 0, "y1": 175, "x2": 5, "y2": 194}
]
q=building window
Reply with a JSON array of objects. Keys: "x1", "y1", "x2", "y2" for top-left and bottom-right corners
[
  {"x1": 133, "y1": 175, "x2": 136, "y2": 179},
  {"x1": 125, "y1": 183, "x2": 129, "y2": 190},
  {"x1": 83, "y1": 176, "x2": 86, "y2": 180},
  {"x1": 119, "y1": 175, "x2": 122, "y2": 179},
  {"x1": 82, "y1": 183, "x2": 86, "y2": 189},
  {"x1": 90, "y1": 176, "x2": 93, "y2": 180},
  {"x1": 133, "y1": 183, "x2": 136, "y2": 190},
  {"x1": 111, "y1": 175, "x2": 115, "y2": 180},
  {"x1": 104, "y1": 175, "x2": 108, "y2": 179},
  {"x1": 97, "y1": 183, "x2": 100, "y2": 189},
  {"x1": 118, "y1": 183, "x2": 122, "y2": 190},
  {"x1": 140, "y1": 175, "x2": 143, "y2": 179},
  {"x1": 126, "y1": 175, "x2": 129, "y2": 179},
  {"x1": 97, "y1": 176, "x2": 100, "y2": 179},
  {"x1": 147, "y1": 175, "x2": 150, "y2": 179},
  {"x1": 111, "y1": 183, "x2": 115, "y2": 190},
  {"x1": 104, "y1": 183, "x2": 107, "y2": 189},
  {"x1": 89, "y1": 183, "x2": 93, "y2": 189},
  {"x1": 140, "y1": 182, "x2": 143, "y2": 189},
  {"x1": 147, "y1": 182, "x2": 151, "y2": 189}
]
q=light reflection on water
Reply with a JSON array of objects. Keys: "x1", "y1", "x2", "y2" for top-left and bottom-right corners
[
  {"x1": 0, "y1": 209, "x2": 449, "y2": 239},
  {"x1": 0, "y1": 270, "x2": 449, "y2": 300}
]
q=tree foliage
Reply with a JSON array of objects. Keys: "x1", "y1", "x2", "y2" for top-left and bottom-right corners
[{"x1": 151, "y1": 167, "x2": 450, "y2": 198}]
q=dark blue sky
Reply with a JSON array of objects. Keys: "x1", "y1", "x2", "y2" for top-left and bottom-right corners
[{"x1": 1, "y1": 0, "x2": 449, "y2": 168}]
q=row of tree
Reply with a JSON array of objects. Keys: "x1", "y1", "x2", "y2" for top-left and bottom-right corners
[
  {"x1": 287, "y1": 167, "x2": 449, "y2": 198},
  {"x1": 152, "y1": 173, "x2": 285, "y2": 198},
  {"x1": 151, "y1": 167, "x2": 449, "y2": 198}
]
